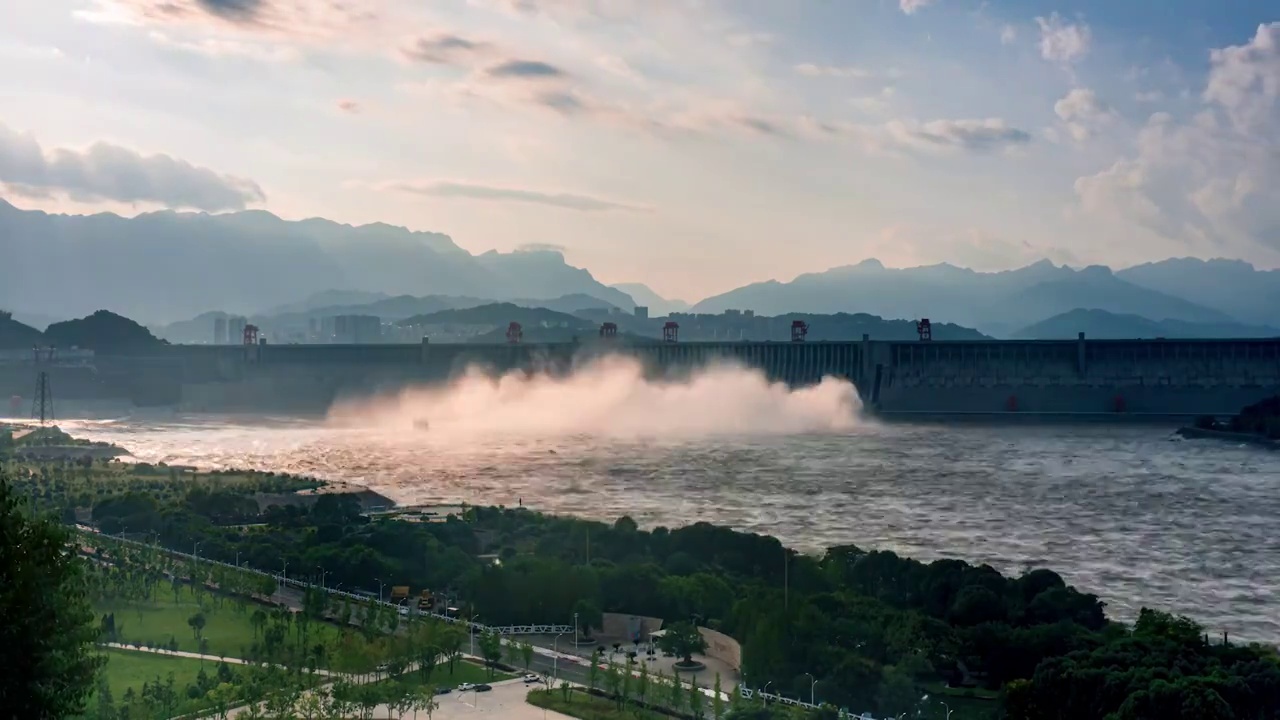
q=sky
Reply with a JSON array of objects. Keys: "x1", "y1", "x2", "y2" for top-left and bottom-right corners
[{"x1": 1, "y1": 0, "x2": 1278, "y2": 302}]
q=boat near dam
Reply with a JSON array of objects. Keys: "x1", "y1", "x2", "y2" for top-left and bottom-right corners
[{"x1": 4, "y1": 333, "x2": 1279, "y2": 421}]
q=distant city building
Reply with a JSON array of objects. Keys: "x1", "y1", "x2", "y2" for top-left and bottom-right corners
[
  {"x1": 332, "y1": 315, "x2": 382, "y2": 343},
  {"x1": 213, "y1": 317, "x2": 227, "y2": 345},
  {"x1": 227, "y1": 316, "x2": 248, "y2": 345},
  {"x1": 634, "y1": 306, "x2": 649, "y2": 319},
  {"x1": 308, "y1": 318, "x2": 320, "y2": 342},
  {"x1": 725, "y1": 309, "x2": 741, "y2": 317},
  {"x1": 744, "y1": 309, "x2": 755, "y2": 318}
]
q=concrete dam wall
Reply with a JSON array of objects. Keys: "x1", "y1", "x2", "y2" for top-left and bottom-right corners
[{"x1": 8, "y1": 336, "x2": 1280, "y2": 419}]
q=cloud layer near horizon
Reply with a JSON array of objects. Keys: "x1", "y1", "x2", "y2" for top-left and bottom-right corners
[{"x1": 0, "y1": 121, "x2": 264, "y2": 211}]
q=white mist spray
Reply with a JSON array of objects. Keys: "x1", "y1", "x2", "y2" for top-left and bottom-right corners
[{"x1": 327, "y1": 355, "x2": 863, "y2": 439}]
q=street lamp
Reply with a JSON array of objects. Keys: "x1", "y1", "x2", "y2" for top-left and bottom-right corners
[
  {"x1": 374, "y1": 577, "x2": 384, "y2": 603},
  {"x1": 921, "y1": 694, "x2": 952, "y2": 720},
  {"x1": 281, "y1": 559, "x2": 288, "y2": 585},
  {"x1": 763, "y1": 681, "x2": 772, "y2": 705},
  {"x1": 573, "y1": 612, "x2": 579, "y2": 647},
  {"x1": 470, "y1": 614, "x2": 482, "y2": 656},
  {"x1": 316, "y1": 567, "x2": 328, "y2": 590},
  {"x1": 802, "y1": 672, "x2": 817, "y2": 706},
  {"x1": 552, "y1": 632, "x2": 565, "y2": 680}
]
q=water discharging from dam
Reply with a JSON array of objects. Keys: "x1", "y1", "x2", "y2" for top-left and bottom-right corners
[{"x1": 326, "y1": 355, "x2": 865, "y2": 439}]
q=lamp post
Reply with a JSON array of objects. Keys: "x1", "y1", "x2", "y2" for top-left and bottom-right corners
[
  {"x1": 316, "y1": 567, "x2": 328, "y2": 591},
  {"x1": 375, "y1": 578, "x2": 384, "y2": 604},
  {"x1": 802, "y1": 672, "x2": 817, "y2": 706},
  {"x1": 573, "y1": 612, "x2": 579, "y2": 647},
  {"x1": 552, "y1": 632, "x2": 565, "y2": 680},
  {"x1": 763, "y1": 681, "x2": 772, "y2": 705},
  {"x1": 470, "y1": 614, "x2": 482, "y2": 656},
  {"x1": 281, "y1": 559, "x2": 288, "y2": 586}
]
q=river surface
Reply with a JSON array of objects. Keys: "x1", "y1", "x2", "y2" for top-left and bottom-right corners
[{"x1": 48, "y1": 413, "x2": 1280, "y2": 643}]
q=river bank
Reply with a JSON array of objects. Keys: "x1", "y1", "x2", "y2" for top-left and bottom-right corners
[{"x1": 1176, "y1": 426, "x2": 1280, "y2": 449}]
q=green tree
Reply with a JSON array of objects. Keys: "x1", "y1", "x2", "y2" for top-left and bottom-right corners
[
  {"x1": 477, "y1": 630, "x2": 503, "y2": 678},
  {"x1": 587, "y1": 650, "x2": 602, "y2": 691},
  {"x1": 519, "y1": 640, "x2": 534, "y2": 671},
  {"x1": 0, "y1": 474, "x2": 104, "y2": 717},
  {"x1": 657, "y1": 622, "x2": 707, "y2": 666},
  {"x1": 713, "y1": 673, "x2": 725, "y2": 720},
  {"x1": 574, "y1": 599, "x2": 603, "y2": 641},
  {"x1": 188, "y1": 611, "x2": 207, "y2": 641}
]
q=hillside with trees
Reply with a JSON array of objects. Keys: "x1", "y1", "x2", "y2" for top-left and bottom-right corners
[
  {"x1": 0, "y1": 310, "x2": 45, "y2": 349},
  {"x1": 44, "y1": 310, "x2": 166, "y2": 351}
]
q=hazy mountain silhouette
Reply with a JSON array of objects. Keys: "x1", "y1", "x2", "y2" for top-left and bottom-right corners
[
  {"x1": 1014, "y1": 309, "x2": 1280, "y2": 340},
  {"x1": 693, "y1": 259, "x2": 1241, "y2": 336},
  {"x1": 44, "y1": 310, "x2": 165, "y2": 351},
  {"x1": 610, "y1": 283, "x2": 690, "y2": 315},
  {"x1": 1115, "y1": 258, "x2": 1280, "y2": 327},
  {"x1": 151, "y1": 293, "x2": 619, "y2": 343},
  {"x1": 0, "y1": 311, "x2": 44, "y2": 349},
  {"x1": 0, "y1": 199, "x2": 634, "y2": 325}
]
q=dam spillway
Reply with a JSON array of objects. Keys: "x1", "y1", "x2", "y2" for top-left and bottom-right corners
[{"x1": 8, "y1": 336, "x2": 1280, "y2": 419}]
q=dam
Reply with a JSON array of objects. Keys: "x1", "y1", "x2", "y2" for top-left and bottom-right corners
[{"x1": 7, "y1": 334, "x2": 1279, "y2": 420}]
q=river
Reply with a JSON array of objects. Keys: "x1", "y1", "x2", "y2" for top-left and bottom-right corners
[{"x1": 49, "y1": 410, "x2": 1280, "y2": 643}]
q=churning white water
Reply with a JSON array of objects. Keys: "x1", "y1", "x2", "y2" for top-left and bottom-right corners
[{"x1": 327, "y1": 356, "x2": 864, "y2": 439}]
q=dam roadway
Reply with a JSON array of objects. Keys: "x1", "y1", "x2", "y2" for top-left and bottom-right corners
[{"x1": 14, "y1": 335, "x2": 1280, "y2": 419}]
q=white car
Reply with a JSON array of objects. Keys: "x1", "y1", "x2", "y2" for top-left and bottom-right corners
[
  {"x1": 522, "y1": 673, "x2": 540, "y2": 683},
  {"x1": 457, "y1": 683, "x2": 476, "y2": 692}
]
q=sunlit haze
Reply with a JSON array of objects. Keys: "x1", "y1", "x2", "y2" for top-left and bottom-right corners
[{"x1": 3, "y1": 0, "x2": 1279, "y2": 301}]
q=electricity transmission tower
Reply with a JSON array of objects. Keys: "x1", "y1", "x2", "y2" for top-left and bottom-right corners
[{"x1": 31, "y1": 346, "x2": 54, "y2": 425}]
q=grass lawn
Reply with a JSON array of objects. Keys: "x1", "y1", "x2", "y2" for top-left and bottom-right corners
[
  {"x1": 527, "y1": 688, "x2": 674, "y2": 720},
  {"x1": 99, "y1": 582, "x2": 345, "y2": 662},
  {"x1": 89, "y1": 648, "x2": 213, "y2": 715}
]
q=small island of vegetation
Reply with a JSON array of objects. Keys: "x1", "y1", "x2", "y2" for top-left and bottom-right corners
[{"x1": 1184, "y1": 395, "x2": 1280, "y2": 447}]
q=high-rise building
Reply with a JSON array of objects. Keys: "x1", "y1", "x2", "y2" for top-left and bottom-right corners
[
  {"x1": 213, "y1": 317, "x2": 227, "y2": 345},
  {"x1": 332, "y1": 315, "x2": 382, "y2": 343},
  {"x1": 227, "y1": 316, "x2": 248, "y2": 345}
]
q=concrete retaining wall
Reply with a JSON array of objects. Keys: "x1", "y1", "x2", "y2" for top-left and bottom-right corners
[
  {"x1": 600, "y1": 612, "x2": 664, "y2": 642},
  {"x1": 698, "y1": 627, "x2": 742, "y2": 671}
]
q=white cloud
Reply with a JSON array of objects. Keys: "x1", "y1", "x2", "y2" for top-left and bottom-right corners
[
  {"x1": 794, "y1": 63, "x2": 873, "y2": 79},
  {"x1": 0, "y1": 121, "x2": 264, "y2": 211},
  {"x1": 376, "y1": 179, "x2": 647, "y2": 212},
  {"x1": 1000, "y1": 24, "x2": 1017, "y2": 45},
  {"x1": 146, "y1": 29, "x2": 301, "y2": 61},
  {"x1": 1036, "y1": 13, "x2": 1091, "y2": 64},
  {"x1": 1053, "y1": 88, "x2": 1116, "y2": 142},
  {"x1": 898, "y1": 0, "x2": 936, "y2": 15},
  {"x1": 1075, "y1": 23, "x2": 1280, "y2": 258},
  {"x1": 726, "y1": 32, "x2": 774, "y2": 48},
  {"x1": 802, "y1": 116, "x2": 1032, "y2": 154}
]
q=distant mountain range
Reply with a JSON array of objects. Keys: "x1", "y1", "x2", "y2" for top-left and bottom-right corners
[
  {"x1": 0, "y1": 199, "x2": 634, "y2": 325},
  {"x1": 610, "y1": 283, "x2": 690, "y2": 316},
  {"x1": 692, "y1": 258, "x2": 1277, "y2": 336},
  {"x1": 4, "y1": 198, "x2": 1278, "y2": 339},
  {"x1": 1013, "y1": 309, "x2": 1280, "y2": 340}
]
